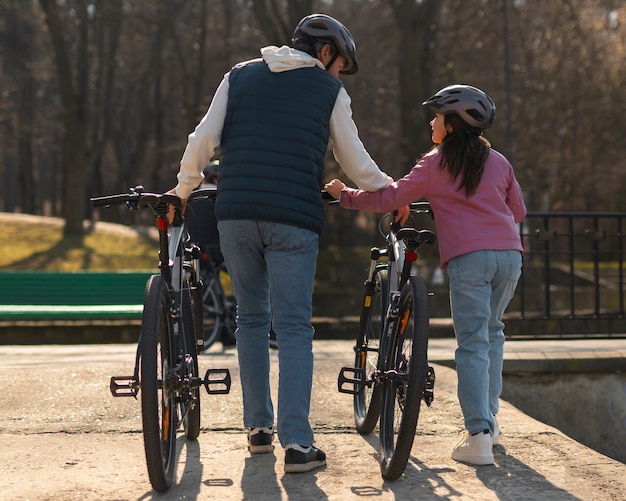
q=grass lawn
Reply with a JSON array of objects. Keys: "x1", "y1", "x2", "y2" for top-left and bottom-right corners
[{"x1": 0, "y1": 214, "x2": 157, "y2": 271}]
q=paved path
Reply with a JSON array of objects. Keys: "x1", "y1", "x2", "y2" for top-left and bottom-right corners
[
  {"x1": 429, "y1": 337, "x2": 626, "y2": 372},
  {"x1": 0, "y1": 341, "x2": 625, "y2": 500}
]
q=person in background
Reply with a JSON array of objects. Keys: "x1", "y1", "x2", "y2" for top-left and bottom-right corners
[
  {"x1": 184, "y1": 160, "x2": 236, "y2": 349},
  {"x1": 325, "y1": 84, "x2": 526, "y2": 466},
  {"x1": 169, "y1": 13, "x2": 394, "y2": 472},
  {"x1": 186, "y1": 161, "x2": 223, "y2": 265}
]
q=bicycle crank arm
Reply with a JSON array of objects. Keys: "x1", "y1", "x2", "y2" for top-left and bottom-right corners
[
  {"x1": 337, "y1": 366, "x2": 368, "y2": 395},
  {"x1": 203, "y1": 368, "x2": 232, "y2": 395},
  {"x1": 110, "y1": 376, "x2": 139, "y2": 398}
]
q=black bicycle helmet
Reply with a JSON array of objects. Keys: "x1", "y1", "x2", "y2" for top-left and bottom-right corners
[
  {"x1": 203, "y1": 161, "x2": 219, "y2": 183},
  {"x1": 422, "y1": 85, "x2": 496, "y2": 129},
  {"x1": 292, "y1": 14, "x2": 358, "y2": 75}
]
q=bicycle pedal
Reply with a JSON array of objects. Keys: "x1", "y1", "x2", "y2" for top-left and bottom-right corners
[
  {"x1": 110, "y1": 376, "x2": 139, "y2": 398},
  {"x1": 203, "y1": 368, "x2": 231, "y2": 395},
  {"x1": 337, "y1": 366, "x2": 365, "y2": 395}
]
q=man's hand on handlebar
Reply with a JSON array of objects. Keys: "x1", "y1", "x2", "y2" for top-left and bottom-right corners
[{"x1": 165, "y1": 188, "x2": 187, "y2": 223}]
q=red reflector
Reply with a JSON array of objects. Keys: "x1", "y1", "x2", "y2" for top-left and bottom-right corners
[
  {"x1": 406, "y1": 249, "x2": 418, "y2": 263},
  {"x1": 156, "y1": 217, "x2": 169, "y2": 231}
]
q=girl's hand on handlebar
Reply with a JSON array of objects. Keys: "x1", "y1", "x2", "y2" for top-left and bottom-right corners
[
  {"x1": 395, "y1": 205, "x2": 410, "y2": 225},
  {"x1": 324, "y1": 179, "x2": 346, "y2": 199}
]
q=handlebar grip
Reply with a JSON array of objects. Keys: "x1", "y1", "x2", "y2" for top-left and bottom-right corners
[{"x1": 90, "y1": 193, "x2": 130, "y2": 208}]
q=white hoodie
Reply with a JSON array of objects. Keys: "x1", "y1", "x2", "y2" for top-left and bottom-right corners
[{"x1": 175, "y1": 45, "x2": 392, "y2": 200}]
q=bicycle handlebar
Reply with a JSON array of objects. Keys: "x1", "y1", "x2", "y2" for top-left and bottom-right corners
[
  {"x1": 90, "y1": 192, "x2": 135, "y2": 208},
  {"x1": 91, "y1": 186, "x2": 330, "y2": 210}
]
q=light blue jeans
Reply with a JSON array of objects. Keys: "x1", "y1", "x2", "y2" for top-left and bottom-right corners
[
  {"x1": 217, "y1": 220, "x2": 318, "y2": 448},
  {"x1": 446, "y1": 250, "x2": 522, "y2": 436}
]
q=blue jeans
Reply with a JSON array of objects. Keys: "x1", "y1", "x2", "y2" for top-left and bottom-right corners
[
  {"x1": 446, "y1": 250, "x2": 522, "y2": 436},
  {"x1": 217, "y1": 220, "x2": 319, "y2": 448}
]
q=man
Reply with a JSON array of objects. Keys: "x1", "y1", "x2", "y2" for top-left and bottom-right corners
[{"x1": 170, "y1": 13, "x2": 392, "y2": 473}]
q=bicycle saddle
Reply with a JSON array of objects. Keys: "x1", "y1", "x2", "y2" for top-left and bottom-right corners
[{"x1": 396, "y1": 228, "x2": 436, "y2": 247}]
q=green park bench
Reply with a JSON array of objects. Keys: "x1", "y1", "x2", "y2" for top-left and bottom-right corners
[{"x1": 0, "y1": 270, "x2": 155, "y2": 321}]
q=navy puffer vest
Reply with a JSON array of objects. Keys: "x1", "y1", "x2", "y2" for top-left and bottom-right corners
[{"x1": 214, "y1": 59, "x2": 342, "y2": 234}]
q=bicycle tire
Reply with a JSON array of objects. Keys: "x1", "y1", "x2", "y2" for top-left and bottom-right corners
[
  {"x1": 201, "y1": 270, "x2": 225, "y2": 350},
  {"x1": 379, "y1": 275, "x2": 430, "y2": 481},
  {"x1": 181, "y1": 282, "x2": 201, "y2": 440},
  {"x1": 269, "y1": 328, "x2": 278, "y2": 350},
  {"x1": 354, "y1": 266, "x2": 388, "y2": 434},
  {"x1": 140, "y1": 275, "x2": 177, "y2": 492}
]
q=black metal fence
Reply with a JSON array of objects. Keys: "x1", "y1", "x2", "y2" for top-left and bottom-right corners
[{"x1": 507, "y1": 212, "x2": 626, "y2": 339}]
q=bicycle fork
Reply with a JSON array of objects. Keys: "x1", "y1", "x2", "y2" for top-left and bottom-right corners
[{"x1": 337, "y1": 290, "x2": 402, "y2": 394}]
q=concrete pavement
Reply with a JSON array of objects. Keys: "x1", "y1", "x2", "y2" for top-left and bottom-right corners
[{"x1": 0, "y1": 340, "x2": 625, "y2": 500}]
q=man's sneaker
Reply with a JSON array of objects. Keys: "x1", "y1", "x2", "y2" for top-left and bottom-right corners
[
  {"x1": 492, "y1": 416, "x2": 500, "y2": 446},
  {"x1": 451, "y1": 430, "x2": 494, "y2": 465},
  {"x1": 284, "y1": 444, "x2": 326, "y2": 473},
  {"x1": 248, "y1": 427, "x2": 274, "y2": 454}
]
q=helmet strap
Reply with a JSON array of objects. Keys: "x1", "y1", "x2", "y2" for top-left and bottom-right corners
[{"x1": 325, "y1": 52, "x2": 339, "y2": 71}]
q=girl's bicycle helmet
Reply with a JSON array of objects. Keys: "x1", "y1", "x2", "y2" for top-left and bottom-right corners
[
  {"x1": 292, "y1": 14, "x2": 358, "y2": 75},
  {"x1": 422, "y1": 85, "x2": 496, "y2": 129}
]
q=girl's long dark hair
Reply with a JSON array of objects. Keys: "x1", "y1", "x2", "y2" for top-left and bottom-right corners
[{"x1": 438, "y1": 114, "x2": 491, "y2": 197}]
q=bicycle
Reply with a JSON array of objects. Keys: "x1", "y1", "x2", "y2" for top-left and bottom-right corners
[
  {"x1": 337, "y1": 201, "x2": 437, "y2": 480},
  {"x1": 90, "y1": 185, "x2": 231, "y2": 493},
  {"x1": 185, "y1": 193, "x2": 237, "y2": 351},
  {"x1": 199, "y1": 254, "x2": 237, "y2": 350},
  {"x1": 185, "y1": 193, "x2": 282, "y2": 351}
]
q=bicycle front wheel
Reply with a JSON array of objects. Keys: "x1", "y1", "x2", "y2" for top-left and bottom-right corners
[
  {"x1": 379, "y1": 275, "x2": 430, "y2": 481},
  {"x1": 140, "y1": 275, "x2": 177, "y2": 492},
  {"x1": 354, "y1": 266, "x2": 387, "y2": 434}
]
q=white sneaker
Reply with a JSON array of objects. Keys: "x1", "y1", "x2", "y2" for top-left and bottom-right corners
[
  {"x1": 492, "y1": 416, "x2": 500, "y2": 446},
  {"x1": 451, "y1": 431, "x2": 495, "y2": 465}
]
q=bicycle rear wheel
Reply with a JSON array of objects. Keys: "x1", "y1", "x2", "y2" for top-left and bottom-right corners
[
  {"x1": 379, "y1": 275, "x2": 430, "y2": 481},
  {"x1": 354, "y1": 266, "x2": 387, "y2": 434},
  {"x1": 201, "y1": 269, "x2": 225, "y2": 350},
  {"x1": 140, "y1": 275, "x2": 177, "y2": 492},
  {"x1": 181, "y1": 282, "x2": 200, "y2": 440}
]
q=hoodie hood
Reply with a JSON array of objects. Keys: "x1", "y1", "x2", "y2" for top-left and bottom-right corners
[{"x1": 260, "y1": 45, "x2": 326, "y2": 73}]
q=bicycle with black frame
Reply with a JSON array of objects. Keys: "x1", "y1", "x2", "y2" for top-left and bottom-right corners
[
  {"x1": 337, "y1": 201, "x2": 437, "y2": 480},
  {"x1": 184, "y1": 191, "x2": 237, "y2": 351},
  {"x1": 90, "y1": 185, "x2": 231, "y2": 493}
]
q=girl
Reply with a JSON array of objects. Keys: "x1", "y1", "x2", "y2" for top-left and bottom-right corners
[{"x1": 325, "y1": 84, "x2": 526, "y2": 466}]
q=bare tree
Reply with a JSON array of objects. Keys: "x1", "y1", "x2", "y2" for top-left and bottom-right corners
[
  {"x1": 388, "y1": 0, "x2": 443, "y2": 165},
  {"x1": 1, "y1": 0, "x2": 623, "y2": 234},
  {"x1": 38, "y1": 0, "x2": 126, "y2": 236},
  {"x1": 250, "y1": 0, "x2": 314, "y2": 45},
  {"x1": 3, "y1": 0, "x2": 37, "y2": 212}
]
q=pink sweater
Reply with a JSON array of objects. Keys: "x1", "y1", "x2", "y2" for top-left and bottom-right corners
[{"x1": 339, "y1": 148, "x2": 527, "y2": 269}]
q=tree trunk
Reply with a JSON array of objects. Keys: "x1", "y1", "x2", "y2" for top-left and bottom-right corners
[{"x1": 391, "y1": 0, "x2": 442, "y2": 166}]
